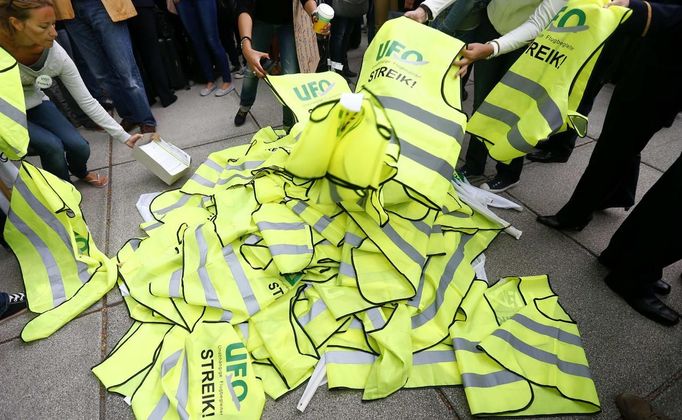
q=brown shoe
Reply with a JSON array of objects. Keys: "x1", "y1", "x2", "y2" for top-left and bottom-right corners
[
  {"x1": 615, "y1": 393, "x2": 671, "y2": 420},
  {"x1": 140, "y1": 124, "x2": 156, "y2": 134},
  {"x1": 120, "y1": 119, "x2": 138, "y2": 132}
]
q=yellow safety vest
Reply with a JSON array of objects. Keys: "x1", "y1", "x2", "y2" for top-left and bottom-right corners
[
  {"x1": 451, "y1": 276, "x2": 600, "y2": 416},
  {"x1": 357, "y1": 17, "x2": 467, "y2": 210},
  {"x1": 4, "y1": 162, "x2": 117, "y2": 341},
  {"x1": 467, "y1": 0, "x2": 631, "y2": 161},
  {"x1": 0, "y1": 47, "x2": 29, "y2": 160}
]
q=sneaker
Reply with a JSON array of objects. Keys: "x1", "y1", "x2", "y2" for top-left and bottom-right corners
[
  {"x1": 457, "y1": 166, "x2": 484, "y2": 182},
  {"x1": 233, "y1": 68, "x2": 245, "y2": 79},
  {"x1": 234, "y1": 109, "x2": 249, "y2": 126},
  {"x1": 0, "y1": 292, "x2": 27, "y2": 322},
  {"x1": 480, "y1": 177, "x2": 519, "y2": 193}
]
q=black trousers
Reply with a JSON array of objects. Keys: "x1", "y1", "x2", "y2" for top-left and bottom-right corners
[
  {"x1": 463, "y1": 14, "x2": 524, "y2": 181},
  {"x1": 128, "y1": 6, "x2": 176, "y2": 105},
  {"x1": 600, "y1": 150, "x2": 682, "y2": 293},
  {"x1": 555, "y1": 75, "x2": 675, "y2": 225}
]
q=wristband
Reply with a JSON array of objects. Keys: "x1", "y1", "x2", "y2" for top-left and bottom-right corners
[
  {"x1": 642, "y1": 1, "x2": 652, "y2": 37},
  {"x1": 240, "y1": 36, "x2": 252, "y2": 49}
]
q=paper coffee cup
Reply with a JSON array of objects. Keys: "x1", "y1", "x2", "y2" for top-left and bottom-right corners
[{"x1": 314, "y1": 4, "x2": 334, "y2": 34}]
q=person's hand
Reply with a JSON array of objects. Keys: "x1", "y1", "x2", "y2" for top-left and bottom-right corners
[
  {"x1": 456, "y1": 63, "x2": 469, "y2": 78},
  {"x1": 312, "y1": 12, "x2": 331, "y2": 36},
  {"x1": 453, "y1": 43, "x2": 494, "y2": 68},
  {"x1": 243, "y1": 45, "x2": 270, "y2": 78},
  {"x1": 404, "y1": 7, "x2": 428, "y2": 23},
  {"x1": 125, "y1": 133, "x2": 143, "y2": 148},
  {"x1": 605, "y1": 0, "x2": 629, "y2": 7}
]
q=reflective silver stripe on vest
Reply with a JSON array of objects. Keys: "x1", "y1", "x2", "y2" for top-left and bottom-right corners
[
  {"x1": 195, "y1": 227, "x2": 222, "y2": 308},
  {"x1": 413, "y1": 350, "x2": 455, "y2": 365},
  {"x1": 432, "y1": 224, "x2": 443, "y2": 234},
  {"x1": 338, "y1": 262, "x2": 356, "y2": 278},
  {"x1": 365, "y1": 307, "x2": 386, "y2": 330},
  {"x1": 461, "y1": 370, "x2": 523, "y2": 388},
  {"x1": 220, "y1": 310, "x2": 233, "y2": 322},
  {"x1": 130, "y1": 238, "x2": 142, "y2": 251},
  {"x1": 453, "y1": 337, "x2": 482, "y2": 353},
  {"x1": 349, "y1": 318, "x2": 363, "y2": 330},
  {"x1": 313, "y1": 215, "x2": 332, "y2": 233},
  {"x1": 326, "y1": 350, "x2": 376, "y2": 365},
  {"x1": 203, "y1": 158, "x2": 224, "y2": 173},
  {"x1": 328, "y1": 182, "x2": 342, "y2": 203},
  {"x1": 244, "y1": 234, "x2": 260, "y2": 245},
  {"x1": 256, "y1": 221, "x2": 305, "y2": 231},
  {"x1": 511, "y1": 313, "x2": 583, "y2": 347},
  {"x1": 412, "y1": 235, "x2": 472, "y2": 328},
  {"x1": 161, "y1": 349, "x2": 182, "y2": 376},
  {"x1": 408, "y1": 269, "x2": 427, "y2": 308},
  {"x1": 8, "y1": 210, "x2": 66, "y2": 306},
  {"x1": 269, "y1": 244, "x2": 313, "y2": 256},
  {"x1": 217, "y1": 173, "x2": 253, "y2": 186},
  {"x1": 237, "y1": 322, "x2": 249, "y2": 341},
  {"x1": 411, "y1": 220, "x2": 432, "y2": 236},
  {"x1": 489, "y1": 330, "x2": 592, "y2": 379},
  {"x1": 291, "y1": 201, "x2": 308, "y2": 215},
  {"x1": 144, "y1": 221, "x2": 163, "y2": 232},
  {"x1": 299, "y1": 299, "x2": 328, "y2": 327},
  {"x1": 175, "y1": 354, "x2": 190, "y2": 420},
  {"x1": 169, "y1": 269, "x2": 182, "y2": 298},
  {"x1": 475, "y1": 102, "x2": 535, "y2": 154},
  {"x1": 155, "y1": 194, "x2": 191, "y2": 216},
  {"x1": 189, "y1": 173, "x2": 215, "y2": 188},
  {"x1": 148, "y1": 395, "x2": 170, "y2": 420},
  {"x1": 344, "y1": 233, "x2": 363, "y2": 247},
  {"x1": 223, "y1": 244, "x2": 260, "y2": 315},
  {"x1": 14, "y1": 175, "x2": 90, "y2": 283},
  {"x1": 502, "y1": 71, "x2": 563, "y2": 134},
  {"x1": 399, "y1": 138, "x2": 456, "y2": 179},
  {"x1": 225, "y1": 160, "x2": 264, "y2": 171},
  {"x1": 0, "y1": 96, "x2": 27, "y2": 129},
  {"x1": 381, "y1": 221, "x2": 424, "y2": 266},
  {"x1": 376, "y1": 96, "x2": 464, "y2": 139},
  {"x1": 226, "y1": 373, "x2": 242, "y2": 411}
]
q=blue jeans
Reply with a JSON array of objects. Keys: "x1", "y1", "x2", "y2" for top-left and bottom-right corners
[
  {"x1": 177, "y1": 0, "x2": 232, "y2": 83},
  {"x1": 330, "y1": 16, "x2": 354, "y2": 68},
  {"x1": 27, "y1": 101, "x2": 91, "y2": 181},
  {"x1": 64, "y1": 0, "x2": 156, "y2": 126},
  {"x1": 240, "y1": 20, "x2": 298, "y2": 127}
]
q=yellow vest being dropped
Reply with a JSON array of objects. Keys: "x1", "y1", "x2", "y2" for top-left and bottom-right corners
[
  {"x1": 467, "y1": 0, "x2": 631, "y2": 161},
  {"x1": 0, "y1": 47, "x2": 29, "y2": 160},
  {"x1": 3, "y1": 162, "x2": 117, "y2": 341},
  {"x1": 356, "y1": 17, "x2": 467, "y2": 210},
  {"x1": 265, "y1": 71, "x2": 351, "y2": 124}
]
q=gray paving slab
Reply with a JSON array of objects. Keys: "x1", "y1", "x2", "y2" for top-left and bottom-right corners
[
  {"x1": 586, "y1": 83, "x2": 613, "y2": 140},
  {"x1": 641, "y1": 117, "x2": 682, "y2": 172},
  {"x1": 80, "y1": 128, "x2": 112, "y2": 172},
  {"x1": 106, "y1": 134, "x2": 254, "y2": 304},
  {"x1": 0, "y1": 311, "x2": 102, "y2": 419},
  {"x1": 651, "y1": 371, "x2": 682, "y2": 420},
  {"x1": 508, "y1": 142, "x2": 662, "y2": 254},
  {"x1": 262, "y1": 385, "x2": 453, "y2": 420},
  {"x1": 111, "y1": 84, "x2": 258, "y2": 166},
  {"x1": 440, "y1": 207, "x2": 682, "y2": 419}
]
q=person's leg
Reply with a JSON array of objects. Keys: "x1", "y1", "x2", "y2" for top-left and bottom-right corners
[
  {"x1": 330, "y1": 17, "x2": 350, "y2": 68},
  {"x1": 238, "y1": 21, "x2": 275, "y2": 109},
  {"x1": 366, "y1": 0, "x2": 376, "y2": 44},
  {"x1": 28, "y1": 101, "x2": 91, "y2": 179},
  {"x1": 128, "y1": 7, "x2": 177, "y2": 106},
  {"x1": 195, "y1": 0, "x2": 232, "y2": 85},
  {"x1": 176, "y1": 0, "x2": 217, "y2": 89},
  {"x1": 27, "y1": 112, "x2": 71, "y2": 181},
  {"x1": 217, "y1": 0, "x2": 241, "y2": 68},
  {"x1": 277, "y1": 23, "x2": 300, "y2": 128}
]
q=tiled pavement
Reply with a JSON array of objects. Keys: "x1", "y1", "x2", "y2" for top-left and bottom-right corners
[{"x1": 1, "y1": 40, "x2": 680, "y2": 419}]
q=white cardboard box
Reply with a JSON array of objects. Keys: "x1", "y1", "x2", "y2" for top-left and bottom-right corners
[{"x1": 133, "y1": 135, "x2": 191, "y2": 185}]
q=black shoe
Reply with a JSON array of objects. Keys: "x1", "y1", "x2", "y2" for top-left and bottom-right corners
[
  {"x1": 536, "y1": 215, "x2": 587, "y2": 231},
  {"x1": 341, "y1": 67, "x2": 357, "y2": 78},
  {"x1": 234, "y1": 109, "x2": 248, "y2": 126},
  {"x1": 480, "y1": 176, "x2": 519, "y2": 193},
  {"x1": 457, "y1": 166, "x2": 484, "y2": 182},
  {"x1": 527, "y1": 150, "x2": 570, "y2": 163},
  {"x1": 161, "y1": 94, "x2": 178, "y2": 108},
  {"x1": 0, "y1": 292, "x2": 27, "y2": 322},
  {"x1": 605, "y1": 277, "x2": 679, "y2": 326},
  {"x1": 651, "y1": 279, "x2": 671, "y2": 295}
]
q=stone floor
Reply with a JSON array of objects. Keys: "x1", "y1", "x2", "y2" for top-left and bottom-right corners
[{"x1": 1, "y1": 36, "x2": 681, "y2": 420}]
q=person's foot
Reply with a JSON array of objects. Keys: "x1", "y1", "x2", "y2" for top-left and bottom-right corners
[
  {"x1": 0, "y1": 292, "x2": 27, "y2": 322},
  {"x1": 527, "y1": 149, "x2": 571, "y2": 163},
  {"x1": 615, "y1": 393, "x2": 671, "y2": 420},
  {"x1": 605, "y1": 276, "x2": 679, "y2": 326},
  {"x1": 233, "y1": 67, "x2": 245, "y2": 79},
  {"x1": 536, "y1": 215, "x2": 588, "y2": 231},
  {"x1": 215, "y1": 83, "x2": 235, "y2": 97},
  {"x1": 200, "y1": 82, "x2": 217, "y2": 96},
  {"x1": 457, "y1": 166, "x2": 484, "y2": 182},
  {"x1": 161, "y1": 94, "x2": 178, "y2": 108},
  {"x1": 651, "y1": 279, "x2": 671, "y2": 295},
  {"x1": 234, "y1": 109, "x2": 249, "y2": 126},
  {"x1": 82, "y1": 171, "x2": 109, "y2": 188},
  {"x1": 140, "y1": 124, "x2": 156, "y2": 134},
  {"x1": 120, "y1": 119, "x2": 138, "y2": 132},
  {"x1": 480, "y1": 176, "x2": 519, "y2": 193}
]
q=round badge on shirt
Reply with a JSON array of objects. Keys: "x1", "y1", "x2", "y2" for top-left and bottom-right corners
[{"x1": 35, "y1": 75, "x2": 53, "y2": 89}]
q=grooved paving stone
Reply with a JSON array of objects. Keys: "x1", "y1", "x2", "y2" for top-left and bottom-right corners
[
  {"x1": 440, "y1": 207, "x2": 682, "y2": 420},
  {"x1": 111, "y1": 84, "x2": 258, "y2": 166},
  {"x1": 508, "y1": 142, "x2": 662, "y2": 254},
  {"x1": 0, "y1": 311, "x2": 102, "y2": 419},
  {"x1": 640, "y1": 117, "x2": 682, "y2": 172},
  {"x1": 651, "y1": 371, "x2": 682, "y2": 420},
  {"x1": 262, "y1": 385, "x2": 452, "y2": 420},
  {"x1": 106, "y1": 134, "x2": 254, "y2": 304}
]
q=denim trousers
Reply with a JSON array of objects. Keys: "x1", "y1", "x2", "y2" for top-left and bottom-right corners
[
  {"x1": 27, "y1": 101, "x2": 91, "y2": 181},
  {"x1": 240, "y1": 20, "x2": 298, "y2": 127},
  {"x1": 177, "y1": 0, "x2": 232, "y2": 83},
  {"x1": 64, "y1": 0, "x2": 156, "y2": 126}
]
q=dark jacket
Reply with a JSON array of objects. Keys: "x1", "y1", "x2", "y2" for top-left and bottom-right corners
[{"x1": 235, "y1": 0, "x2": 307, "y2": 24}]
